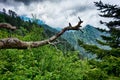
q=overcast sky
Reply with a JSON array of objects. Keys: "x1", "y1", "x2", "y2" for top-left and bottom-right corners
[{"x1": 0, "y1": 0, "x2": 120, "y2": 29}]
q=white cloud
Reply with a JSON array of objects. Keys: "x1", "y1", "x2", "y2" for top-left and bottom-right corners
[{"x1": 0, "y1": 0, "x2": 120, "y2": 29}]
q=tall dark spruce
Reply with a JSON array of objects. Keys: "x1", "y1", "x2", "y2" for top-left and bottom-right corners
[
  {"x1": 78, "y1": 1, "x2": 120, "y2": 77},
  {"x1": 95, "y1": 1, "x2": 120, "y2": 48}
]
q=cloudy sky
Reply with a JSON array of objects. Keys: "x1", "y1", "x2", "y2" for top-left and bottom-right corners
[{"x1": 0, "y1": 0, "x2": 120, "y2": 29}]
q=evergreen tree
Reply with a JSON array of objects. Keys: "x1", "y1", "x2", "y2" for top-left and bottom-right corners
[
  {"x1": 94, "y1": 1, "x2": 120, "y2": 48},
  {"x1": 78, "y1": 1, "x2": 120, "y2": 78}
]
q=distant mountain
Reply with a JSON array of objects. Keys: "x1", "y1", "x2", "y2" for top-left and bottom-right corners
[
  {"x1": 41, "y1": 24, "x2": 110, "y2": 58},
  {"x1": 61, "y1": 25, "x2": 110, "y2": 58},
  {"x1": 20, "y1": 16, "x2": 109, "y2": 58}
]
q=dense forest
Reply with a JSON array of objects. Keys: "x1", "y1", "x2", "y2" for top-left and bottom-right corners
[{"x1": 0, "y1": 1, "x2": 120, "y2": 80}]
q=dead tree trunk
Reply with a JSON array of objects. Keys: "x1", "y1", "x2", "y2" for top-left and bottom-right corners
[{"x1": 0, "y1": 17, "x2": 83, "y2": 49}]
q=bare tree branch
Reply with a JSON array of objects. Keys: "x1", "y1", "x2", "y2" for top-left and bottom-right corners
[
  {"x1": 0, "y1": 17, "x2": 83, "y2": 49},
  {"x1": 0, "y1": 23, "x2": 17, "y2": 30}
]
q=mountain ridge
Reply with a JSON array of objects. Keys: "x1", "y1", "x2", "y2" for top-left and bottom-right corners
[{"x1": 20, "y1": 16, "x2": 109, "y2": 58}]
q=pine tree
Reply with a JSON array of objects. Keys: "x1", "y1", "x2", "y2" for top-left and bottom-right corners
[
  {"x1": 79, "y1": 1, "x2": 120, "y2": 78},
  {"x1": 94, "y1": 1, "x2": 120, "y2": 48}
]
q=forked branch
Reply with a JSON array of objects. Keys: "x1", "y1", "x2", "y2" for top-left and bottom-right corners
[{"x1": 0, "y1": 17, "x2": 83, "y2": 49}]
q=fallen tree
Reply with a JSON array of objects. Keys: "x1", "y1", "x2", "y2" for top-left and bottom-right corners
[{"x1": 0, "y1": 17, "x2": 83, "y2": 49}]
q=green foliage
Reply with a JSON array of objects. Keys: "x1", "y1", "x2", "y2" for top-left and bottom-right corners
[
  {"x1": 1, "y1": 9, "x2": 119, "y2": 80},
  {"x1": 96, "y1": 39, "x2": 108, "y2": 46},
  {"x1": 0, "y1": 10, "x2": 98, "y2": 80},
  {"x1": 95, "y1": 1, "x2": 120, "y2": 48},
  {"x1": 78, "y1": 39, "x2": 120, "y2": 77},
  {"x1": 0, "y1": 46, "x2": 92, "y2": 80},
  {"x1": 83, "y1": 68, "x2": 108, "y2": 80},
  {"x1": 77, "y1": 1, "x2": 120, "y2": 79}
]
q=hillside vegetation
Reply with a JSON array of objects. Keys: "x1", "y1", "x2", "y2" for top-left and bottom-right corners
[
  {"x1": 0, "y1": 9, "x2": 102, "y2": 80},
  {"x1": 0, "y1": 7, "x2": 120, "y2": 80}
]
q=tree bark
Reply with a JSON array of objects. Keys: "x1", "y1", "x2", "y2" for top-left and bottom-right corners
[
  {"x1": 0, "y1": 23, "x2": 16, "y2": 30},
  {"x1": 0, "y1": 18, "x2": 83, "y2": 49}
]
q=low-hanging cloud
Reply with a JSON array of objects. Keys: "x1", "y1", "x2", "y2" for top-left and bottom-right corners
[{"x1": 0, "y1": 0, "x2": 120, "y2": 29}]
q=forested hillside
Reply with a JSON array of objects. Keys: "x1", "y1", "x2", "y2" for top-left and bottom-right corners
[
  {"x1": 0, "y1": 9, "x2": 102, "y2": 80},
  {"x1": 61, "y1": 25, "x2": 110, "y2": 58},
  {"x1": 0, "y1": 9, "x2": 89, "y2": 80}
]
